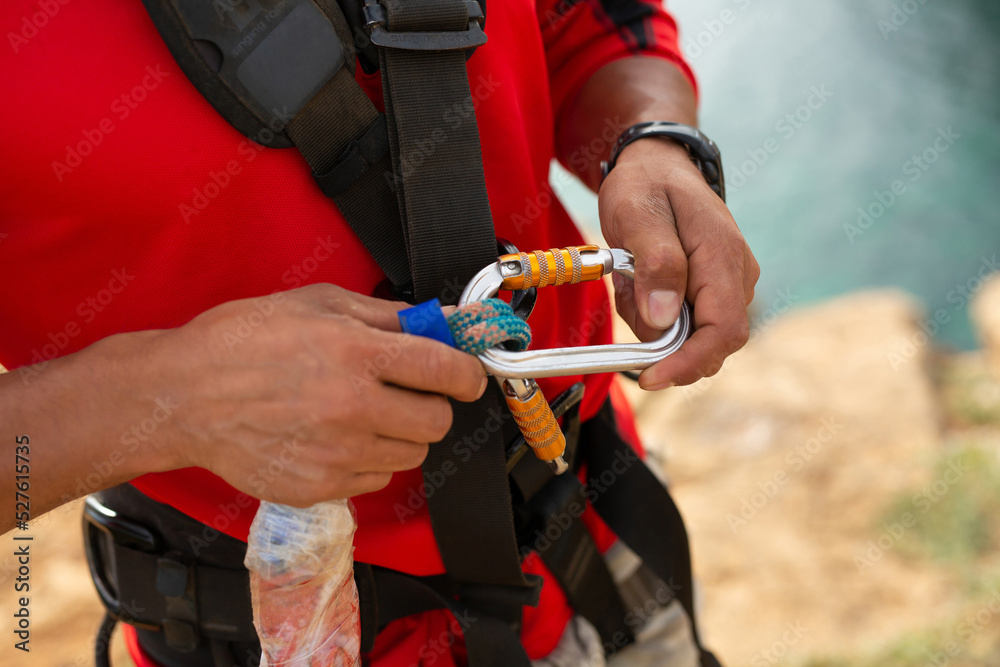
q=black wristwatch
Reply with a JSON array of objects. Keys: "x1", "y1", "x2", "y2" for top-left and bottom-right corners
[{"x1": 600, "y1": 121, "x2": 726, "y2": 202}]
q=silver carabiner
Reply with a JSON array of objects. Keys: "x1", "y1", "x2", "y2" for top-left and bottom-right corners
[{"x1": 458, "y1": 246, "x2": 692, "y2": 379}]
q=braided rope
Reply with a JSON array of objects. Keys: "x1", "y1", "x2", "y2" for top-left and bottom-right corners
[{"x1": 446, "y1": 299, "x2": 531, "y2": 356}]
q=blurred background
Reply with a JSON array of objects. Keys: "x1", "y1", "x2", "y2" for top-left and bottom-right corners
[
  {"x1": 555, "y1": 0, "x2": 1000, "y2": 665},
  {"x1": 3, "y1": 1, "x2": 1000, "y2": 666}
]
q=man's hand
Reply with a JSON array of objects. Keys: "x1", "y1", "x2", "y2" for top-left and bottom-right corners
[
  {"x1": 599, "y1": 138, "x2": 759, "y2": 389},
  {"x1": 556, "y1": 56, "x2": 759, "y2": 390},
  {"x1": 150, "y1": 284, "x2": 486, "y2": 505},
  {"x1": 1, "y1": 284, "x2": 485, "y2": 531}
]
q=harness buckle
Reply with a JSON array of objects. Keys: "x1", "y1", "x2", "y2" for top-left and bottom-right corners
[
  {"x1": 83, "y1": 495, "x2": 160, "y2": 628},
  {"x1": 363, "y1": 0, "x2": 487, "y2": 51}
]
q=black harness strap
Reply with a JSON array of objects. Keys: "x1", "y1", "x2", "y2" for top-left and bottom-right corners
[
  {"x1": 285, "y1": 68, "x2": 411, "y2": 288},
  {"x1": 581, "y1": 404, "x2": 722, "y2": 667},
  {"x1": 357, "y1": 564, "x2": 532, "y2": 666},
  {"x1": 376, "y1": 0, "x2": 498, "y2": 304},
  {"x1": 525, "y1": 472, "x2": 635, "y2": 648},
  {"x1": 371, "y1": 3, "x2": 539, "y2": 662}
]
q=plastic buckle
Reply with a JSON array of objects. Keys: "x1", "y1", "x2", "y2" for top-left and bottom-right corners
[
  {"x1": 83, "y1": 496, "x2": 159, "y2": 627},
  {"x1": 363, "y1": 0, "x2": 487, "y2": 51}
]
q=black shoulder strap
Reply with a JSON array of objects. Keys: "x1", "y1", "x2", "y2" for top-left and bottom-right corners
[
  {"x1": 363, "y1": 5, "x2": 539, "y2": 661},
  {"x1": 581, "y1": 403, "x2": 723, "y2": 667},
  {"x1": 373, "y1": 0, "x2": 497, "y2": 303}
]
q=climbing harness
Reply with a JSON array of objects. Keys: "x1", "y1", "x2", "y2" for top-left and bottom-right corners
[{"x1": 86, "y1": 1, "x2": 727, "y2": 666}]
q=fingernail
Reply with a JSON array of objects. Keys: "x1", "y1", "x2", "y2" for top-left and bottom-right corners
[{"x1": 647, "y1": 290, "x2": 681, "y2": 329}]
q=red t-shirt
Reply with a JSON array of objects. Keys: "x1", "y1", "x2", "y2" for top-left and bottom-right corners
[{"x1": 0, "y1": 0, "x2": 693, "y2": 663}]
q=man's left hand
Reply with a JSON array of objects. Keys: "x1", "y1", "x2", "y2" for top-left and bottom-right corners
[{"x1": 598, "y1": 137, "x2": 759, "y2": 389}]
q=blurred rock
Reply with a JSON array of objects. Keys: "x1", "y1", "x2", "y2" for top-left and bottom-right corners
[
  {"x1": 621, "y1": 290, "x2": 952, "y2": 665},
  {"x1": 971, "y1": 273, "x2": 1000, "y2": 381}
]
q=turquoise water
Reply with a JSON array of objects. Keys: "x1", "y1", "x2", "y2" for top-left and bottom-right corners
[{"x1": 556, "y1": 0, "x2": 1000, "y2": 349}]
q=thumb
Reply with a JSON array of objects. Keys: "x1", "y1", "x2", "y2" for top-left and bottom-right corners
[{"x1": 628, "y1": 223, "x2": 689, "y2": 337}]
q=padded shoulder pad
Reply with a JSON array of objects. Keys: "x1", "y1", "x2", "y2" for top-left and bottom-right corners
[{"x1": 141, "y1": 0, "x2": 353, "y2": 148}]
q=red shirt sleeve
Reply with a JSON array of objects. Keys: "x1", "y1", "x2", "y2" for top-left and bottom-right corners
[{"x1": 537, "y1": 0, "x2": 697, "y2": 124}]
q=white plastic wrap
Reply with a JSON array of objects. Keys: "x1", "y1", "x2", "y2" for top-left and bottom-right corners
[{"x1": 245, "y1": 499, "x2": 361, "y2": 667}]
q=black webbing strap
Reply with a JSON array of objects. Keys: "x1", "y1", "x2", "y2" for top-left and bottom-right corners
[
  {"x1": 581, "y1": 404, "x2": 723, "y2": 667},
  {"x1": 285, "y1": 51, "x2": 411, "y2": 288},
  {"x1": 356, "y1": 564, "x2": 532, "y2": 667},
  {"x1": 377, "y1": 0, "x2": 499, "y2": 304},
  {"x1": 369, "y1": 2, "x2": 537, "y2": 662},
  {"x1": 422, "y1": 384, "x2": 541, "y2": 625},
  {"x1": 523, "y1": 472, "x2": 634, "y2": 649}
]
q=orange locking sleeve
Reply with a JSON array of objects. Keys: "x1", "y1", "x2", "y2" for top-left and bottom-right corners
[
  {"x1": 500, "y1": 245, "x2": 602, "y2": 291},
  {"x1": 504, "y1": 387, "x2": 566, "y2": 462}
]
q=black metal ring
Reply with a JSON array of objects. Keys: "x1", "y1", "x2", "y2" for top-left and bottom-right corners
[{"x1": 496, "y1": 238, "x2": 537, "y2": 321}]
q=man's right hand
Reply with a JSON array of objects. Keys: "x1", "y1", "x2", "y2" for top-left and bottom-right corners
[
  {"x1": 148, "y1": 284, "x2": 487, "y2": 506},
  {"x1": 1, "y1": 283, "x2": 486, "y2": 532}
]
